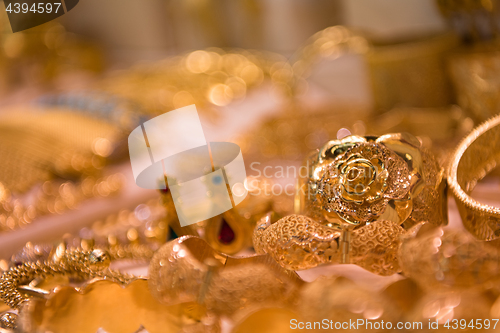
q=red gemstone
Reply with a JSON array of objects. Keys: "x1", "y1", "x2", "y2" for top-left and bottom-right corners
[{"x1": 218, "y1": 218, "x2": 235, "y2": 245}]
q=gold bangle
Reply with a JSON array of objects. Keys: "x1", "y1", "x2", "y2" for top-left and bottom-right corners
[
  {"x1": 448, "y1": 114, "x2": 500, "y2": 240},
  {"x1": 0, "y1": 238, "x2": 158, "y2": 331},
  {"x1": 0, "y1": 249, "x2": 117, "y2": 310}
]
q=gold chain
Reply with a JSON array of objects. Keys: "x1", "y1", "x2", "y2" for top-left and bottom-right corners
[
  {"x1": 0, "y1": 249, "x2": 132, "y2": 309},
  {"x1": 0, "y1": 244, "x2": 155, "y2": 330}
]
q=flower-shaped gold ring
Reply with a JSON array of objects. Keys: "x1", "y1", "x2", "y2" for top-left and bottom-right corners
[{"x1": 254, "y1": 133, "x2": 447, "y2": 275}]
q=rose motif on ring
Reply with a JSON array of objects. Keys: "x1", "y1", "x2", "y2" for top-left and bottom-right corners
[
  {"x1": 337, "y1": 154, "x2": 388, "y2": 204},
  {"x1": 313, "y1": 135, "x2": 424, "y2": 227}
]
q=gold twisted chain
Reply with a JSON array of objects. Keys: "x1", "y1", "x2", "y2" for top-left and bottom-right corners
[
  {"x1": 0, "y1": 243, "x2": 155, "y2": 330},
  {"x1": 0, "y1": 249, "x2": 131, "y2": 310}
]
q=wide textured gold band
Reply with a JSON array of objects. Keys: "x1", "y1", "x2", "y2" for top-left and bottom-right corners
[
  {"x1": 448, "y1": 114, "x2": 500, "y2": 241},
  {"x1": 253, "y1": 215, "x2": 405, "y2": 275}
]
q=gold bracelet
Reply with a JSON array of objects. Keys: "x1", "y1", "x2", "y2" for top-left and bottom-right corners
[
  {"x1": 448, "y1": 114, "x2": 500, "y2": 240},
  {"x1": 0, "y1": 245, "x2": 214, "y2": 333}
]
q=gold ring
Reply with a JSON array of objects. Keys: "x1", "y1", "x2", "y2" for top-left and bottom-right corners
[
  {"x1": 300, "y1": 133, "x2": 447, "y2": 230},
  {"x1": 448, "y1": 114, "x2": 500, "y2": 240},
  {"x1": 254, "y1": 133, "x2": 447, "y2": 275}
]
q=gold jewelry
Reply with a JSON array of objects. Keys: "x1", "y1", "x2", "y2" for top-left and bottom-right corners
[
  {"x1": 18, "y1": 280, "x2": 217, "y2": 333},
  {"x1": 0, "y1": 235, "x2": 158, "y2": 331},
  {"x1": 5, "y1": 235, "x2": 299, "y2": 332},
  {"x1": 292, "y1": 26, "x2": 459, "y2": 110},
  {"x1": 0, "y1": 248, "x2": 129, "y2": 329},
  {"x1": 0, "y1": 249, "x2": 118, "y2": 310},
  {"x1": 0, "y1": 196, "x2": 169, "y2": 321},
  {"x1": 148, "y1": 236, "x2": 303, "y2": 316},
  {"x1": 300, "y1": 133, "x2": 447, "y2": 229},
  {"x1": 100, "y1": 48, "x2": 295, "y2": 116},
  {"x1": 161, "y1": 178, "x2": 275, "y2": 255},
  {"x1": 399, "y1": 224, "x2": 500, "y2": 290},
  {"x1": 0, "y1": 173, "x2": 123, "y2": 234},
  {"x1": 448, "y1": 114, "x2": 500, "y2": 240},
  {"x1": 436, "y1": 0, "x2": 500, "y2": 42},
  {"x1": 1, "y1": 246, "x2": 218, "y2": 333},
  {"x1": 18, "y1": 278, "x2": 220, "y2": 333},
  {"x1": 254, "y1": 133, "x2": 447, "y2": 275},
  {"x1": 253, "y1": 214, "x2": 405, "y2": 275},
  {"x1": 448, "y1": 42, "x2": 500, "y2": 122}
]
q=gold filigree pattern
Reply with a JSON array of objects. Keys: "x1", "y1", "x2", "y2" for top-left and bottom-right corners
[
  {"x1": 253, "y1": 215, "x2": 341, "y2": 271},
  {"x1": 302, "y1": 134, "x2": 441, "y2": 229},
  {"x1": 255, "y1": 133, "x2": 446, "y2": 276},
  {"x1": 318, "y1": 141, "x2": 411, "y2": 224},
  {"x1": 350, "y1": 220, "x2": 406, "y2": 275},
  {"x1": 406, "y1": 149, "x2": 447, "y2": 228},
  {"x1": 254, "y1": 215, "x2": 405, "y2": 275}
]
